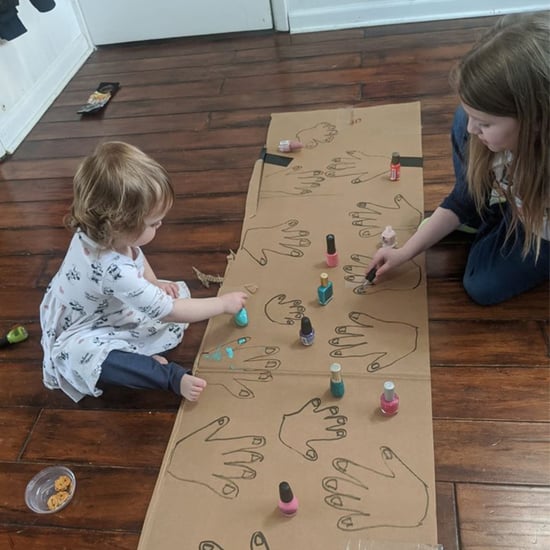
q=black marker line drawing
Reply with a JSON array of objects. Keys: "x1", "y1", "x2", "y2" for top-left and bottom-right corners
[
  {"x1": 199, "y1": 531, "x2": 270, "y2": 550},
  {"x1": 278, "y1": 397, "x2": 347, "y2": 461},
  {"x1": 199, "y1": 337, "x2": 281, "y2": 399},
  {"x1": 343, "y1": 254, "x2": 422, "y2": 295},
  {"x1": 167, "y1": 416, "x2": 266, "y2": 499},
  {"x1": 264, "y1": 293, "x2": 306, "y2": 325},
  {"x1": 329, "y1": 312, "x2": 418, "y2": 372},
  {"x1": 296, "y1": 122, "x2": 338, "y2": 148},
  {"x1": 322, "y1": 446, "x2": 429, "y2": 531},
  {"x1": 263, "y1": 164, "x2": 327, "y2": 196},
  {"x1": 324, "y1": 150, "x2": 388, "y2": 184},
  {"x1": 241, "y1": 219, "x2": 311, "y2": 266},
  {"x1": 349, "y1": 194, "x2": 423, "y2": 238}
]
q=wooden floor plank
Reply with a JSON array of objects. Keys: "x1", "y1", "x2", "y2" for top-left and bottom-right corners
[
  {"x1": 436, "y1": 482, "x2": 459, "y2": 550},
  {"x1": 432, "y1": 367, "x2": 550, "y2": 422},
  {"x1": 22, "y1": 410, "x2": 176, "y2": 467},
  {"x1": 0, "y1": 528, "x2": 139, "y2": 550},
  {"x1": 0, "y1": 409, "x2": 39, "y2": 460},
  {"x1": 434, "y1": 420, "x2": 550, "y2": 485},
  {"x1": 456, "y1": 484, "x2": 550, "y2": 550}
]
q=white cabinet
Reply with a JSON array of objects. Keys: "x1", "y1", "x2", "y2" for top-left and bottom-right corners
[{"x1": 77, "y1": 0, "x2": 273, "y2": 45}]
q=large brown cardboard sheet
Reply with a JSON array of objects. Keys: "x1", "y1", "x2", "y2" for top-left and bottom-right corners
[{"x1": 138, "y1": 102, "x2": 440, "y2": 549}]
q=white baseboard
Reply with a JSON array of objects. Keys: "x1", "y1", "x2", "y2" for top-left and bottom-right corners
[
  {"x1": 0, "y1": 33, "x2": 93, "y2": 154},
  {"x1": 288, "y1": 1, "x2": 548, "y2": 33}
]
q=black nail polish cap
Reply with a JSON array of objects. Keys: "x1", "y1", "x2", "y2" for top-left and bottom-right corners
[
  {"x1": 300, "y1": 316, "x2": 313, "y2": 334},
  {"x1": 366, "y1": 267, "x2": 377, "y2": 282},
  {"x1": 279, "y1": 481, "x2": 294, "y2": 502},
  {"x1": 326, "y1": 234, "x2": 336, "y2": 254}
]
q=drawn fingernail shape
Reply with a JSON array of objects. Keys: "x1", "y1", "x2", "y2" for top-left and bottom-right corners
[
  {"x1": 305, "y1": 448, "x2": 318, "y2": 461},
  {"x1": 326, "y1": 494, "x2": 343, "y2": 508},
  {"x1": 333, "y1": 457, "x2": 349, "y2": 473},
  {"x1": 381, "y1": 446, "x2": 394, "y2": 460},
  {"x1": 339, "y1": 516, "x2": 355, "y2": 529},
  {"x1": 221, "y1": 483, "x2": 238, "y2": 497},
  {"x1": 323, "y1": 477, "x2": 338, "y2": 491}
]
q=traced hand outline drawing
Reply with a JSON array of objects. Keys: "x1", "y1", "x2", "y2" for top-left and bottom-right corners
[
  {"x1": 200, "y1": 337, "x2": 281, "y2": 398},
  {"x1": 343, "y1": 254, "x2": 422, "y2": 294},
  {"x1": 296, "y1": 122, "x2": 338, "y2": 148},
  {"x1": 199, "y1": 531, "x2": 270, "y2": 550},
  {"x1": 278, "y1": 397, "x2": 347, "y2": 461},
  {"x1": 241, "y1": 219, "x2": 311, "y2": 266},
  {"x1": 322, "y1": 446, "x2": 429, "y2": 531},
  {"x1": 264, "y1": 164, "x2": 326, "y2": 196},
  {"x1": 329, "y1": 312, "x2": 418, "y2": 372},
  {"x1": 324, "y1": 150, "x2": 387, "y2": 184},
  {"x1": 349, "y1": 194, "x2": 423, "y2": 238},
  {"x1": 264, "y1": 293, "x2": 306, "y2": 325},
  {"x1": 167, "y1": 416, "x2": 265, "y2": 499}
]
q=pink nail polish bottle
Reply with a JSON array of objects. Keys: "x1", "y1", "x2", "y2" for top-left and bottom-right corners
[
  {"x1": 325, "y1": 234, "x2": 339, "y2": 267},
  {"x1": 380, "y1": 381, "x2": 399, "y2": 416},
  {"x1": 278, "y1": 140, "x2": 303, "y2": 153},
  {"x1": 278, "y1": 481, "x2": 298, "y2": 516}
]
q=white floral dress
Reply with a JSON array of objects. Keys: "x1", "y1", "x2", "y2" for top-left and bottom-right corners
[{"x1": 40, "y1": 231, "x2": 189, "y2": 402}]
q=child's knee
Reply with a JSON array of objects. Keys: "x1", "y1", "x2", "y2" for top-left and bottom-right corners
[{"x1": 462, "y1": 273, "x2": 504, "y2": 306}]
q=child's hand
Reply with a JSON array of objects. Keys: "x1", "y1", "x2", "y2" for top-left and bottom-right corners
[
  {"x1": 367, "y1": 247, "x2": 408, "y2": 282},
  {"x1": 156, "y1": 281, "x2": 180, "y2": 299},
  {"x1": 220, "y1": 292, "x2": 248, "y2": 315}
]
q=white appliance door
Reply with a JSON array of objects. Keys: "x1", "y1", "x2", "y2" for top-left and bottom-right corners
[{"x1": 78, "y1": 0, "x2": 273, "y2": 45}]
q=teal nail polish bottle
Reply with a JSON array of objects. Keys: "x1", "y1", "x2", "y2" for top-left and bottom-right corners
[
  {"x1": 330, "y1": 363, "x2": 345, "y2": 397},
  {"x1": 234, "y1": 307, "x2": 248, "y2": 327},
  {"x1": 317, "y1": 272, "x2": 333, "y2": 305}
]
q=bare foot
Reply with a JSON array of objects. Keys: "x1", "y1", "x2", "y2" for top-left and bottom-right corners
[
  {"x1": 153, "y1": 354, "x2": 168, "y2": 365},
  {"x1": 180, "y1": 374, "x2": 207, "y2": 401}
]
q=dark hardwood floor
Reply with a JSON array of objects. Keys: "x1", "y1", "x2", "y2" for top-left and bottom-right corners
[{"x1": 1, "y1": 14, "x2": 549, "y2": 550}]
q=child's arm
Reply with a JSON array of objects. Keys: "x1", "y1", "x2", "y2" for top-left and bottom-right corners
[
  {"x1": 162, "y1": 291, "x2": 248, "y2": 324},
  {"x1": 142, "y1": 255, "x2": 180, "y2": 298},
  {"x1": 367, "y1": 207, "x2": 461, "y2": 280}
]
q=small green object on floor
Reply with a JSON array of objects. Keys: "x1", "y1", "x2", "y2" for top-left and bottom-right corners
[{"x1": 0, "y1": 325, "x2": 29, "y2": 348}]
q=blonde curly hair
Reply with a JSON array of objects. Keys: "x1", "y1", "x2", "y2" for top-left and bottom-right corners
[{"x1": 65, "y1": 142, "x2": 174, "y2": 248}]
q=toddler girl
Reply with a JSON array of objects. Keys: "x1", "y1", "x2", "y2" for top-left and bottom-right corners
[{"x1": 40, "y1": 142, "x2": 247, "y2": 402}]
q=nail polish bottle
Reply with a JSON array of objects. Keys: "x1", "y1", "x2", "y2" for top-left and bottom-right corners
[
  {"x1": 381, "y1": 226, "x2": 397, "y2": 248},
  {"x1": 325, "y1": 234, "x2": 339, "y2": 267},
  {"x1": 390, "y1": 152, "x2": 401, "y2": 181},
  {"x1": 329, "y1": 363, "x2": 345, "y2": 397},
  {"x1": 278, "y1": 140, "x2": 303, "y2": 153},
  {"x1": 317, "y1": 273, "x2": 333, "y2": 305},
  {"x1": 234, "y1": 307, "x2": 248, "y2": 327},
  {"x1": 380, "y1": 380, "x2": 399, "y2": 415},
  {"x1": 278, "y1": 481, "x2": 298, "y2": 516},
  {"x1": 299, "y1": 316, "x2": 315, "y2": 346}
]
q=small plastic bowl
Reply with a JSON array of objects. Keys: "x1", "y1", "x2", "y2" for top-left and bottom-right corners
[{"x1": 25, "y1": 466, "x2": 76, "y2": 514}]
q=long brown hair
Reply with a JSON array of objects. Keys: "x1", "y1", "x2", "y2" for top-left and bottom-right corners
[
  {"x1": 66, "y1": 142, "x2": 174, "y2": 249},
  {"x1": 452, "y1": 13, "x2": 549, "y2": 258}
]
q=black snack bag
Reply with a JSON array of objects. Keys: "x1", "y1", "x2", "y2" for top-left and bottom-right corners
[{"x1": 77, "y1": 82, "x2": 120, "y2": 115}]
